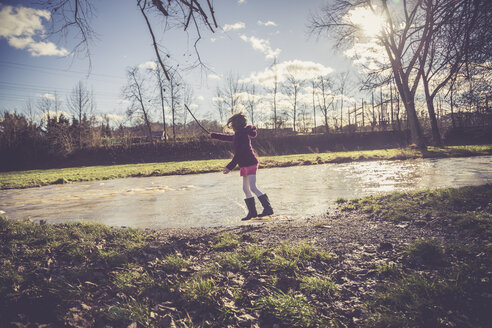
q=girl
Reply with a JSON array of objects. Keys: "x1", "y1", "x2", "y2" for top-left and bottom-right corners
[{"x1": 211, "y1": 113, "x2": 273, "y2": 220}]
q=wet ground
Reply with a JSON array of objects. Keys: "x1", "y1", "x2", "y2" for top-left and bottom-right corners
[{"x1": 1, "y1": 156, "x2": 491, "y2": 229}]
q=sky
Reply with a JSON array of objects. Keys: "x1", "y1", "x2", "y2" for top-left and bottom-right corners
[{"x1": 0, "y1": 0, "x2": 357, "y2": 126}]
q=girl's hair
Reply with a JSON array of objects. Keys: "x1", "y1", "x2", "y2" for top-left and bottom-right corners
[{"x1": 227, "y1": 112, "x2": 247, "y2": 131}]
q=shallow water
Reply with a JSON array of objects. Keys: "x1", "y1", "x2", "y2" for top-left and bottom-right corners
[{"x1": 1, "y1": 156, "x2": 491, "y2": 229}]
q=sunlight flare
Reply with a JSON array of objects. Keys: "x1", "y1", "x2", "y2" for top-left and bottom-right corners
[{"x1": 346, "y1": 6, "x2": 387, "y2": 38}]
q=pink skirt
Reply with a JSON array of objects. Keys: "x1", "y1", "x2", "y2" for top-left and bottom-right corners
[{"x1": 240, "y1": 164, "x2": 258, "y2": 176}]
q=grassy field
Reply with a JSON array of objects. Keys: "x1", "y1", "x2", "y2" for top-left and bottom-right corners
[
  {"x1": 0, "y1": 184, "x2": 490, "y2": 327},
  {"x1": 1, "y1": 144, "x2": 491, "y2": 190}
]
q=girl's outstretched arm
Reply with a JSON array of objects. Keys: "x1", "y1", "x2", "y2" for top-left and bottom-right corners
[
  {"x1": 226, "y1": 155, "x2": 238, "y2": 171},
  {"x1": 210, "y1": 132, "x2": 233, "y2": 142}
]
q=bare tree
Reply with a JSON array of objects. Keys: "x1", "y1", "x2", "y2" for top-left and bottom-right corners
[
  {"x1": 37, "y1": 96, "x2": 53, "y2": 130},
  {"x1": 335, "y1": 71, "x2": 350, "y2": 131},
  {"x1": 67, "y1": 81, "x2": 92, "y2": 148},
  {"x1": 311, "y1": 0, "x2": 434, "y2": 147},
  {"x1": 213, "y1": 87, "x2": 226, "y2": 124},
  {"x1": 152, "y1": 62, "x2": 168, "y2": 142},
  {"x1": 40, "y1": 0, "x2": 218, "y2": 78},
  {"x1": 313, "y1": 0, "x2": 492, "y2": 147},
  {"x1": 311, "y1": 79, "x2": 317, "y2": 133},
  {"x1": 316, "y1": 75, "x2": 334, "y2": 133},
  {"x1": 217, "y1": 72, "x2": 243, "y2": 114},
  {"x1": 244, "y1": 84, "x2": 260, "y2": 126},
  {"x1": 124, "y1": 66, "x2": 154, "y2": 143},
  {"x1": 269, "y1": 58, "x2": 279, "y2": 131},
  {"x1": 164, "y1": 67, "x2": 182, "y2": 142},
  {"x1": 24, "y1": 98, "x2": 35, "y2": 125},
  {"x1": 282, "y1": 71, "x2": 304, "y2": 132},
  {"x1": 182, "y1": 82, "x2": 194, "y2": 137},
  {"x1": 419, "y1": 0, "x2": 485, "y2": 146}
]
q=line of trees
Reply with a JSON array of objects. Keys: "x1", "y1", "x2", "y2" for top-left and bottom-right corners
[
  {"x1": 210, "y1": 64, "x2": 489, "y2": 137},
  {"x1": 2, "y1": 62, "x2": 489, "y2": 159}
]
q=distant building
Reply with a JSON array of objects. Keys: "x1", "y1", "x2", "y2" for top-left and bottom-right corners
[{"x1": 134, "y1": 130, "x2": 165, "y2": 142}]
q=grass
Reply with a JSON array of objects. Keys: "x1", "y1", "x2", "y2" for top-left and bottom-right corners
[
  {"x1": 212, "y1": 232, "x2": 239, "y2": 251},
  {"x1": 265, "y1": 242, "x2": 333, "y2": 274},
  {"x1": 106, "y1": 298, "x2": 153, "y2": 327},
  {"x1": 255, "y1": 291, "x2": 325, "y2": 327},
  {"x1": 111, "y1": 264, "x2": 155, "y2": 295},
  {"x1": 0, "y1": 217, "x2": 152, "y2": 326},
  {"x1": 242, "y1": 244, "x2": 269, "y2": 266},
  {"x1": 216, "y1": 252, "x2": 244, "y2": 272},
  {"x1": 368, "y1": 247, "x2": 490, "y2": 328},
  {"x1": 338, "y1": 184, "x2": 492, "y2": 232},
  {"x1": 212, "y1": 241, "x2": 332, "y2": 275},
  {"x1": 376, "y1": 262, "x2": 399, "y2": 278},
  {"x1": 161, "y1": 253, "x2": 190, "y2": 272},
  {"x1": 1, "y1": 144, "x2": 491, "y2": 189},
  {"x1": 299, "y1": 276, "x2": 338, "y2": 299},
  {"x1": 180, "y1": 277, "x2": 219, "y2": 309},
  {"x1": 404, "y1": 239, "x2": 446, "y2": 266}
]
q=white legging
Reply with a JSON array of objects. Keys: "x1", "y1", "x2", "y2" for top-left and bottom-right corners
[{"x1": 242, "y1": 174, "x2": 264, "y2": 198}]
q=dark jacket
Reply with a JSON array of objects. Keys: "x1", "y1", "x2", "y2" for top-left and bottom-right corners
[{"x1": 211, "y1": 125, "x2": 259, "y2": 170}]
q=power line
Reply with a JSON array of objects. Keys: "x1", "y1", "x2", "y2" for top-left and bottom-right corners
[
  {"x1": 0, "y1": 60, "x2": 126, "y2": 81},
  {"x1": 0, "y1": 85, "x2": 123, "y2": 100}
]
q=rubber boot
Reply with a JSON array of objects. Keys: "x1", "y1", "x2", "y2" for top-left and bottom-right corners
[
  {"x1": 242, "y1": 197, "x2": 258, "y2": 221},
  {"x1": 258, "y1": 194, "x2": 274, "y2": 217}
]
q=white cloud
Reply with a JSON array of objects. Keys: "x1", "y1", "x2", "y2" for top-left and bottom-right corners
[
  {"x1": 223, "y1": 22, "x2": 245, "y2": 32},
  {"x1": 197, "y1": 96, "x2": 205, "y2": 101},
  {"x1": 37, "y1": 110, "x2": 70, "y2": 122},
  {"x1": 240, "y1": 34, "x2": 281, "y2": 59},
  {"x1": 24, "y1": 39, "x2": 69, "y2": 56},
  {"x1": 343, "y1": 40, "x2": 387, "y2": 72},
  {"x1": 0, "y1": 5, "x2": 69, "y2": 56},
  {"x1": 103, "y1": 113, "x2": 125, "y2": 122},
  {"x1": 189, "y1": 103, "x2": 199, "y2": 110},
  {"x1": 257, "y1": 20, "x2": 277, "y2": 27},
  {"x1": 0, "y1": 5, "x2": 49, "y2": 38},
  {"x1": 208, "y1": 73, "x2": 222, "y2": 80},
  {"x1": 241, "y1": 60, "x2": 333, "y2": 88},
  {"x1": 212, "y1": 96, "x2": 224, "y2": 103},
  {"x1": 139, "y1": 61, "x2": 158, "y2": 70},
  {"x1": 39, "y1": 93, "x2": 55, "y2": 101},
  {"x1": 94, "y1": 113, "x2": 125, "y2": 125}
]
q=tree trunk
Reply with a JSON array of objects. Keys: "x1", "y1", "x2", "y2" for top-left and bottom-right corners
[
  {"x1": 171, "y1": 84, "x2": 176, "y2": 142},
  {"x1": 394, "y1": 72, "x2": 426, "y2": 148},
  {"x1": 293, "y1": 104, "x2": 296, "y2": 132},
  {"x1": 422, "y1": 78, "x2": 442, "y2": 146},
  {"x1": 361, "y1": 99, "x2": 365, "y2": 128},
  {"x1": 324, "y1": 111, "x2": 329, "y2": 134},
  {"x1": 371, "y1": 92, "x2": 375, "y2": 132},
  {"x1": 158, "y1": 79, "x2": 167, "y2": 142},
  {"x1": 138, "y1": 99, "x2": 153, "y2": 144},
  {"x1": 312, "y1": 81, "x2": 316, "y2": 133}
]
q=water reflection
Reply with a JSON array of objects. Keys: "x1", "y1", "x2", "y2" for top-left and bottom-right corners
[{"x1": 0, "y1": 156, "x2": 491, "y2": 229}]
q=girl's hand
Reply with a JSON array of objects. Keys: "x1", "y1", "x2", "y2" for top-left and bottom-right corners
[{"x1": 223, "y1": 167, "x2": 231, "y2": 174}]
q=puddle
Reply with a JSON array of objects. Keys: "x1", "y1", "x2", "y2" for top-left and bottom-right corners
[{"x1": 0, "y1": 156, "x2": 491, "y2": 229}]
